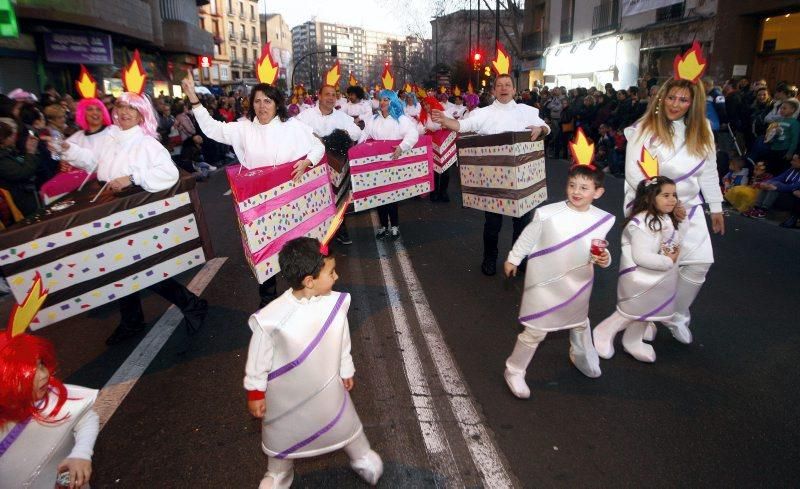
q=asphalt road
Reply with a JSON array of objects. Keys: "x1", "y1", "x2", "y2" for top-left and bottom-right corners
[{"x1": 13, "y1": 157, "x2": 800, "y2": 488}]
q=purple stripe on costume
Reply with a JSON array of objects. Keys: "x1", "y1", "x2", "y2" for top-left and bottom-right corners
[
  {"x1": 688, "y1": 204, "x2": 700, "y2": 220},
  {"x1": 275, "y1": 393, "x2": 349, "y2": 459},
  {"x1": 268, "y1": 293, "x2": 348, "y2": 381},
  {"x1": 631, "y1": 217, "x2": 640, "y2": 225},
  {"x1": 619, "y1": 266, "x2": 637, "y2": 276},
  {"x1": 636, "y1": 291, "x2": 677, "y2": 322},
  {"x1": 0, "y1": 417, "x2": 31, "y2": 457},
  {"x1": 626, "y1": 201, "x2": 633, "y2": 209},
  {"x1": 673, "y1": 159, "x2": 705, "y2": 183},
  {"x1": 528, "y1": 214, "x2": 614, "y2": 259},
  {"x1": 519, "y1": 278, "x2": 594, "y2": 323}
]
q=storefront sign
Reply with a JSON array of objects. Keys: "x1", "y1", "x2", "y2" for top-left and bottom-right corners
[
  {"x1": 622, "y1": 0, "x2": 682, "y2": 17},
  {"x1": 43, "y1": 30, "x2": 113, "y2": 64}
]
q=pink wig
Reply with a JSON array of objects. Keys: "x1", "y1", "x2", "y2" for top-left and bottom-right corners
[
  {"x1": 114, "y1": 92, "x2": 158, "y2": 138},
  {"x1": 75, "y1": 98, "x2": 111, "y2": 132}
]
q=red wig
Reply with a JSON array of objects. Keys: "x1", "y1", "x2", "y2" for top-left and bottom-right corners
[
  {"x1": 0, "y1": 334, "x2": 68, "y2": 425},
  {"x1": 75, "y1": 98, "x2": 112, "y2": 132},
  {"x1": 419, "y1": 96, "x2": 444, "y2": 126}
]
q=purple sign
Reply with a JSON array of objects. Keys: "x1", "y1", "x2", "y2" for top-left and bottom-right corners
[{"x1": 43, "y1": 30, "x2": 113, "y2": 65}]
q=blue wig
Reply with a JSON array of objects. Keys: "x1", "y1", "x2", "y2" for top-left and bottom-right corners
[{"x1": 378, "y1": 89, "x2": 404, "y2": 121}]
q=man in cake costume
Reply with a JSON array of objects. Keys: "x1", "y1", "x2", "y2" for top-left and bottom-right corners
[
  {"x1": 502, "y1": 130, "x2": 615, "y2": 398},
  {"x1": 0, "y1": 275, "x2": 99, "y2": 488},
  {"x1": 432, "y1": 42, "x2": 550, "y2": 276},
  {"x1": 244, "y1": 215, "x2": 382, "y2": 488},
  {"x1": 623, "y1": 42, "x2": 724, "y2": 346}
]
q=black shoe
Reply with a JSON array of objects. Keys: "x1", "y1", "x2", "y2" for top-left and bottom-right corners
[
  {"x1": 335, "y1": 227, "x2": 352, "y2": 245},
  {"x1": 481, "y1": 258, "x2": 497, "y2": 276},
  {"x1": 106, "y1": 322, "x2": 146, "y2": 345},
  {"x1": 779, "y1": 216, "x2": 799, "y2": 228},
  {"x1": 430, "y1": 192, "x2": 440, "y2": 202},
  {"x1": 375, "y1": 227, "x2": 389, "y2": 240},
  {"x1": 183, "y1": 298, "x2": 208, "y2": 335}
]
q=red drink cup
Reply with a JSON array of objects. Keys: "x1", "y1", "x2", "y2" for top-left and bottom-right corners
[{"x1": 590, "y1": 238, "x2": 608, "y2": 257}]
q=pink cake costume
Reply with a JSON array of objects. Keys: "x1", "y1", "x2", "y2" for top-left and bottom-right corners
[
  {"x1": 244, "y1": 255, "x2": 381, "y2": 489},
  {"x1": 503, "y1": 131, "x2": 614, "y2": 398},
  {"x1": 623, "y1": 43, "x2": 722, "y2": 345},
  {"x1": 0, "y1": 276, "x2": 100, "y2": 489}
]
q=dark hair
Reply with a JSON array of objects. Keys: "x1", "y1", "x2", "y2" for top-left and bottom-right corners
[
  {"x1": 0, "y1": 120, "x2": 15, "y2": 140},
  {"x1": 625, "y1": 176, "x2": 680, "y2": 232},
  {"x1": 279, "y1": 237, "x2": 325, "y2": 290},
  {"x1": 346, "y1": 85, "x2": 365, "y2": 100},
  {"x1": 18, "y1": 103, "x2": 43, "y2": 127},
  {"x1": 247, "y1": 83, "x2": 288, "y2": 122},
  {"x1": 0, "y1": 94, "x2": 14, "y2": 118},
  {"x1": 567, "y1": 164, "x2": 605, "y2": 189}
]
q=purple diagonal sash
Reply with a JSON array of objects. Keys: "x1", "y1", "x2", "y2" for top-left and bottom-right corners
[
  {"x1": 673, "y1": 159, "x2": 705, "y2": 183},
  {"x1": 528, "y1": 213, "x2": 614, "y2": 260},
  {"x1": 0, "y1": 417, "x2": 31, "y2": 458},
  {"x1": 688, "y1": 203, "x2": 700, "y2": 220},
  {"x1": 636, "y1": 291, "x2": 677, "y2": 322},
  {"x1": 275, "y1": 392, "x2": 349, "y2": 459},
  {"x1": 268, "y1": 292, "x2": 348, "y2": 381},
  {"x1": 519, "y1": 278, "x2": 594, "y2": 323},
  {"x1": 619, "y1": 266, "x2": 637, "y2": 276}
]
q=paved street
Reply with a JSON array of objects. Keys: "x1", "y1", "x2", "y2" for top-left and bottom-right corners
[{"x1": 13, "y1": 158, "x2": 800, "y2": 488}]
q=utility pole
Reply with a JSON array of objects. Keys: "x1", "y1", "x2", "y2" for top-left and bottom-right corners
[
  {"x1": 495, "y1": 0, "x2": 500, "y2": 46},
  {"x1": 476, "y1": 0, "x2": 481, "y2": 90},
  {"x1": 468, "y1": 0, "x2": 472, "y2": 63}
]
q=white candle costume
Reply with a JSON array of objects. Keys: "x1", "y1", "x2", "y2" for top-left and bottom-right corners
[
  {"x1": 0, "y1": 386, "x2": 99, "y2": 489},
  {"x1": 457, "y1": 99, "x2": 550, "y2": 136},
  {"x1": 342, "y1": 100, "x2": 373, "y2": 123},
  {"x1": 358, "y1": 113, "x2": 419, "y2": 150},
  {"x1": 296, "y1": 104, "x2": 362, "y2": 141}
]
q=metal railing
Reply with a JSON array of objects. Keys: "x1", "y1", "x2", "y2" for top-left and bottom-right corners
[
  {"x1": 656, "y1": 2, "x2": 685, "y2": 22},
  {"x1": 592, "y1": 0, "x2": 619, "y2": 35}
]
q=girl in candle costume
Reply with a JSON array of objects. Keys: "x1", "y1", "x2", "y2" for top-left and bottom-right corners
[
  {"x1": 502, "y1": 130, "x2": 615, "y2": 398},
  {"x1": 0, "y1": 276, "x2": 99, "y2": 489},
  {"x1": 593, "y1": 173, "x2": 686, "y2": 363},
  {"x1": 623, "y1": 42, "x2": 724, "y2": 346},
  {"x1": 244, "y1": 234, "x2": 382, "y2": 489}
]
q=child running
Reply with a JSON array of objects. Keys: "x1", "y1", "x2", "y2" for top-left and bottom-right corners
[
  {"x1": 244, "y1": 237, "x2": 383, "y2": 489},
  {"x1": 503, "y1": 132, "x2": 615, "y2": 399},
  {"x1": 593, "y1": 175, "x2": 685, "y2": 363}
]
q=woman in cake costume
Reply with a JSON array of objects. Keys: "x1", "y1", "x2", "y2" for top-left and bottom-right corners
[
  {"x1": 0, "y1": 276, "x2": 99, "y2": 489},
  {"x1": 622, "y1": 42, "x2": 724, "y2": 346}
]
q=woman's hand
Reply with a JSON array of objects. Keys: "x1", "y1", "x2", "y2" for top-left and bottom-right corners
[
  {"x1": 593, "y1": 249, "x2": 611, "y2": 267},
  {"x1": 57, "y1": 457, "x2": 92, "y2": 489},
  {"x1": 342, "y1": 377, "x2": 354, "y2": 391},
  {"x1": 391, "y1": 146, "x2": 403, "y2": 160},
  {"x1": 59, "y1": 161, "x2": 75, "y2": 172},
  {"x1": 292, "y1": 159, "x2": 312, "y2": 183},
  {"x1": 181, "y1": 71, "x2": 199, "y2": 104},
  {"x1": 108, "y1": 175, "x2": 133, "y2": 192},
  {"x1": 711, "y1": 212, "x2": 725, "y2": 235}
]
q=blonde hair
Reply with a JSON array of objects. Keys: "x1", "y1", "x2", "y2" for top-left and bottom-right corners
[{"x1": 638, "y1": 79, "x2": 713, "y2": 158}]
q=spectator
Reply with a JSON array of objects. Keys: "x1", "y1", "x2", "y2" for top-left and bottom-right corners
[
  {"x1": 779, "y1": 188, "x2": 800, "y2": 229},
  {"x1": 575, "y1": 95, "x2": 597, "y2": 138},
  {"x1": 558, "y1": 98, "x2": 576, "y2": 159},
  {"x1": 178, "y1": 134, "x2": 217, "y2": 179},
  {"x1": 594, "y1": 123, "x2": 616, "y2": 171},
  {"x1": 742, "y1": 153, "x2": 800, "y2": 219},
  {"x1": 764, "y1": 83, "x2": 798, "y2": 123},
  {"x1": 725, "y1": 161, "x2": 773, "y2": 212},
  {"x1": 723, "y1": 78, "x2": 749, "y2": 144},
  {"x1": 0, "y1": 117, "x2": 40, "y2": 216},
  {"x1": 762, "y1": 98, "x2": 800, "y2": 174},
  {"x1": 704, "y1": 77, "x2": 726, "y2": 133},
  {"x1": 750, "y1": 87, "x2": 774, "y2": 139},
  {"x1": 721, "y1": 156, "x2": 749, "y2": 194}
]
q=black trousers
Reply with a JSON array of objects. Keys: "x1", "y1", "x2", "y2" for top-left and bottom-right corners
[
  {"x1": 435, "y1": 168, "x2": 450, "y2": 196},
  {"x1": 118, "y1": 278, "x2": 197, "y2": 326},
  {"x1": 377, "y1": 203, "x2": 399, "y2": 228},
  {"x1": 483, "y1": 211, "x2": 532, "y2": 261}
]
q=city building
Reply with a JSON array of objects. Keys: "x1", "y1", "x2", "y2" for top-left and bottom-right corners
[
  {"x1": 1, "y1": 0, "x2": 214, "y2": 97},
  {"x1": 260, "y1": 13, "x2": 293, "y2": 91}
]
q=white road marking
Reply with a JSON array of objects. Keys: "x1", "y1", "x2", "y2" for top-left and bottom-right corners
[
  {"x1": 384, "y1": 224, "x2": 515, "y2": 488},
  {"x1": 94, "y1": 257, "x2": 227, "y2": 430},
  {"x1": 369, "y1": 213, "x2": 465, "y2": 488}
]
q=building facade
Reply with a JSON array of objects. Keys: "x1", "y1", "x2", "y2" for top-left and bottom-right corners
[{"x1": 1, "y1": 0, "x2": 213, "y2": 97}]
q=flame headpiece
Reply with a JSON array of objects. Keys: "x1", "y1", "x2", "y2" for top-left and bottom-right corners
[
  {"x1": 256, "y1": 42, "x2": 279, "y2": 85},
  {"x1": 381, "y1": 65, "x2": 394, "y2": 91},
  {"x1": 74, "y1": 65, "x2": 111, "y2": 131},
  {"x1": 568, "y1": 128, "x2": 597, "y2": 171},
  {"x1": 324, "y1": 59, "x2": 341, "y2": 89},
  {"x1": 492, "y1": 41, "x2": 511, "y2": 76},
  {"x1": 673, "y1": 41, "x2": 707, "y2": 84}
]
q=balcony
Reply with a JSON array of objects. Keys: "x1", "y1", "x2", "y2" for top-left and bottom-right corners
[
  {"x1": 560, "y1": 16, "x2": 573, "y2": 43},
  {"x1": 229, "y1": 33, "x2": 237, "y2": 40},
  {"x1": 592, "y1": 0, "x2": 619, "y2": 35},
  {"x1": 656, "y1": 2, "x2": 684, "y2": 22},
  {"x1": 521, "y1": 32, "x2": 546, "y2": 53}
]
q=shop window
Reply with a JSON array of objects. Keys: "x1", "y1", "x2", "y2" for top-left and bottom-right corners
[{"x1": 759, "y1": 13, "x2": 800, "y2": 52}]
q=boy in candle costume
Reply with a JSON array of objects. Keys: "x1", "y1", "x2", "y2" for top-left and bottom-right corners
[
  {"x1": 0, "y1": 275, "x2": 99, "y2": 489},
  {"x1": 502, "y1": 129, "x2": 615, "y2": 398},
  {"x1": 244, "y1": 214, "x2": 382, "y2": 488}
]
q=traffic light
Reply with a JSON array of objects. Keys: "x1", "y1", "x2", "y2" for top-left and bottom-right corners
[
  {"x1": 484, "y1": 66, "x2": 491, "y2": 77},
  {"x1": 473, "y1": 52, "x2": 482, "y2": 62},
  {"x1": 330, "y1": 44, "x2": 337, "y2": 57}
]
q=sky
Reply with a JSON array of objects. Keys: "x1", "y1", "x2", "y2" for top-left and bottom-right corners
[{"x1": 257, "y1": 0, "x2": 468, "y2": 37}]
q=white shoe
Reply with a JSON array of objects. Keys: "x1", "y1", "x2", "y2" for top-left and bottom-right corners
[
  {"x1": 504, "y1": 368, "x2": 530, "y2": 399},
  {"x1": 643, "y1": 322, "x2": 657, "y2": 341},
  {"x1": 664, "y1": 313, "x2": 692, "y2": 344},
  {"x1": 622, "y1": 322, "x2": 656, "y2": 363},
  {"x1": 593, "y1": 313, "x2": 628, "y2": 360},
  {"x1": 389, "y1": 226, "x2": 400, "y2": 240},
  {"x1": 258, "y1": 470, "x2": 294, "y2": 489},
  {"x1": 569, "y1": 324, "x2": 602, "y2": 378},
  {"x1": 350, "y1": 449, "x2": 383, "y2": 485}
]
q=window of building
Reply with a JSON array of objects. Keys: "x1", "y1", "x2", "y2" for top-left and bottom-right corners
[
  {"x1": 250, "y1": 5, "x2": 255, "y2": 19},
  {"x1": 253, "y1": 49, "x2": 258, "y2": 61},
  {"x1": 228, "y1": 21, "x2": 234, "y2": 37},
  {"x1": 252, "y1": 26, "x2": 256, "y2": 40},
  {"x1": 213, "y1": 20, "x2": 219, "y2": 36},
  {"x1": 231, "y1": 46, "x2": 237, "y2": 61},
  {"x1": 228, "y1": 0, "x2": 233, "y2": 13},
  {"x1": 560, "y1": 0, "x2": 574, "y2": 43},
  {"x1": 199, "y1": 17, "x2": 204, "y2": 29},
  {"x1": 243, "y1": 49, "x2": 248, "y2": 64},
  {"x1": 239, "y1": 2, "x2": 244, "y2": 16}
]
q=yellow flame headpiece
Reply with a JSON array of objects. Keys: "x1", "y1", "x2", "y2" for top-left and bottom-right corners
[
  {"x1": 568, "y1": 128, "x2": 596, "y2": 170},
  {"x1": 122, "y1": 50, "x2": 147, "y2": 95},
  {"x1": 256, "y1": 42, "x2": 279, "y2": 85},
  {"x1": 492, "y1": 41, "x2": 511, "y2": 76},
  {"x1": 673, "y1": 41, "x2": 707, "y2": 84},
  {"x1": 75, "y1": 65, "x2": 98, "y2": 99}
]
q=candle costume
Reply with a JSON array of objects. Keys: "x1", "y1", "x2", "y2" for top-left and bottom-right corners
[
  {"x1": 503, "y1": 130, "x2": 614, "y2": 398},
  {"x1": 0, "y1": 276, "x2": 100, "y2": 489},
  {"x1": 623, "y1": 42, "x2": 722, "y2": 345},
  {"x1": 594, "y1": 154, "x2": 686, "y2": 362}
]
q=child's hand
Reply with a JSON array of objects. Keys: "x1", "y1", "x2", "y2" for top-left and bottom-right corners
[
  {"x1": 248, "y1": 399, "x2": 266, "y2": 418},
  {"x1": 504, "y1": 261, "x2": 517, "y2": 278},
  {"x1": 666, "y1": 246, "x2": 680, "y2": 263},
  {"x1": 793, "y1": 190, "x2": 800, "y2": 198},
  {"x1": 57, "y1": 457, "x2": 92, "y2": 489},
  {"x1": 762, "y1": 183, "x2": 777, "y2": 191},
  {"x1": 674, "y1": 202, "x2": 687, "y2": 221},
  {"x1": 594, "y1": 250, "x2": 610, "y2": 267},
  {"x1": 342, "y1": 377, "x2": 354, "y2": 391}
]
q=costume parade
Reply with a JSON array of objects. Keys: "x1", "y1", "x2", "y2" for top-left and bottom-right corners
[{"x1": 5, "y1": 3, "x2": 800, "y2": 483}]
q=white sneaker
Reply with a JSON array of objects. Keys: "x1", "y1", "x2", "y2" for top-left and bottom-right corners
[
  {"x1": 389, "y1": 226, "x2": 400, "y2": 240},
  {"x1": 258, "y1": 470, "x2": 294, "y2": 489},
  {"x1": 504, "y1": 368, "x2": 531, "y2": 398},
  {"x1": 350, "y1": 449, "x2": 383, "y2": 485},
  {"x1": 664, "y1": 313, "x2": 692, "y2": 344}
]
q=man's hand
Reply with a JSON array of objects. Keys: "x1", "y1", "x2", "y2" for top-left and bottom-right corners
[
  {"x1": 248, "y1": 399, "x2": 266, "y2": 418},
  {"x1": 181, "y1": 70, "x2": 199, "y2": 104},
  {"x1": 527, "y1": 125, "x2": 545, "y2": 141},
  {"x1": 391, "y1": 146, "x2": 403, "y2": 160},
  {"x1": 57, "y1": 457, "x2": 92, "y2": 489},
  {"x1": 711, "y1": 212, "x2": 725, "y2": 235},
  {"x1": 292, "y1": 159, "x2": 312, "y2": 182},
  {"x1": 108, "y1": 175, "x2": 133, "y2": 192},
  {"x1": 342, "y1": 377, "x2": 354, "y2": 391}
]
